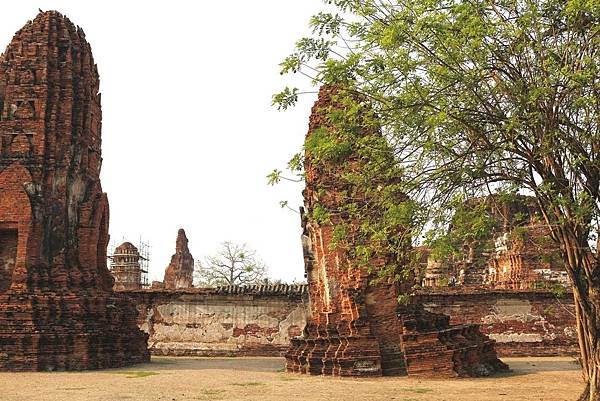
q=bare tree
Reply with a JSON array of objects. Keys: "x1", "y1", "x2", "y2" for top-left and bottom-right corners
[{"x1": 194, "y1": 242, "x2": 267, "y2": 286}]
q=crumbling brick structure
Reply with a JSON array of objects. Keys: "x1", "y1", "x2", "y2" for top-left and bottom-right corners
[
  {"x1": 110, "y1": 242, "x2": 144, "y2": 290},
  {"x1": 285, "y1": 86, "x2": 507, "y2": 377},
  {"x1": 421, "y1": 195, "x2": 569, "y2": 289},
  {"x1": 163, "y1": 229, "x2": 194, "y2": 289},
  {"x1": 0, "y1": 11, "x2": 149, "y2": 371}
]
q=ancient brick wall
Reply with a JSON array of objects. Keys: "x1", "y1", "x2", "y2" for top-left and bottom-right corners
[
  {"x1": 416, "y1": 288, "x2": 578, "y2": 356},
  {"x1": 122, "y1": 285, "x2": 307, "y2": 357},
  {"x1": 119, "y1": 285, "x2": 575, "y2": 358}
]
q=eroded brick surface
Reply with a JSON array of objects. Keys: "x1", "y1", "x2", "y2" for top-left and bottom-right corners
[
  {"x1": 123, "y1": 285, "x2": 307, "y2": 356},
  {"x1": 285, "y1": 86, "x2": 508, "y2": 377},
  {"x1": 119, "y1": 284, "x2": 575, "y2": 358},
  {"x1": 416, "y1": 287, "x2": 578, "y2": 356},
  {"x1": 0, "y1": 11, "x2": 148, "y2": 371},
  {"x1": 422, "y1": 196, "x2": 569, "y2": 288}
]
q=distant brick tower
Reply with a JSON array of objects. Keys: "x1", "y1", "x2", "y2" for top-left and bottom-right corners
[
  {"x1": 110, "y1": 242, "x2": 143, "y2": 290},
  {"x1": 285, "y1": 86, "x2": 507, "y2": 377},
  {"x1": 163, "y1": 229, "x2": 194, "y2": 289},
  {"x1": 0, "y1": 11, "x2": 149, "y2": 371}
]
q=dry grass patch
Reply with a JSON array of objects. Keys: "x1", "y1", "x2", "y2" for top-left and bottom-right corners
[{"x1": 113, "y1": 371, "x2": 159, "y2": 378}]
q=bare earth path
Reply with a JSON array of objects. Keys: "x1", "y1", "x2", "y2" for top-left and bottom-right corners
[{"x1": 0, "y1": 357, "x2": 583, "y2": 401}]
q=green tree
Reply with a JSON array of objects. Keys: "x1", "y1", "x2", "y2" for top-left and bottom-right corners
[
  {"x1": 194, "y1": 242, "x2": 268, "y2": 286},
  {"x1": 275, "y1": 1, "x2": 600, "y2": 399}
]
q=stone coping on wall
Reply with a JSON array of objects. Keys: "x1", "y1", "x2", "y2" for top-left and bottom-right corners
[
  {"x1": 120, "y1": 283, "x2": 570, "y2": 299},
  {"x1": 119, "y1": 284, "x2": 309, "y2": 298},
  {"x1": 415, "y1": 285, "x2": 572, "y2": 298}
]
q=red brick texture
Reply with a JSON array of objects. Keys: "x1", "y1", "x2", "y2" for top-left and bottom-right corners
[
  {"x1": 285, "y1": 86, "x2": 508, "y2": 377},
  {"x1": 416, "y1": 287, "x2": 578, "y2": 357},
  {"x1": 0, "y1": 11, "x2": 148, "y2": 371}
]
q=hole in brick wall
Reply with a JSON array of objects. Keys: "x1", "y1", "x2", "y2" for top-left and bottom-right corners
[{"x1": 0, "y1": 229, "x2": 17, "y2": 293}]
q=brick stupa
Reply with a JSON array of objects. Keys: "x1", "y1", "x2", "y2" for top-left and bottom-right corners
[
  {"x1": 0, "y1": 11, "x2": 149, "y2": 371},
  {"x1": 163, "y1": 229, "x2": 194, "y2": 289},
  {"x1": 285, "y1": 86, "x2": 508, "y2": 377}
]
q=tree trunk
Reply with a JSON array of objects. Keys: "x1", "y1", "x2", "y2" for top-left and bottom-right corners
[
  {"x1": 574, "y1": 294, "x2": 600, "y2": 401},
  {"x1": 571, "y1": 261, "x2": 600, "y2": 401},
  {"x1": 553, "y1": 230, "x2": 600, "y2": 401}
]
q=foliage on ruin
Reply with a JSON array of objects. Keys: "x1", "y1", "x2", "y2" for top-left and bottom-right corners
[{"x1": 274, "y1": 1, "x2": 600, "y2": 398}]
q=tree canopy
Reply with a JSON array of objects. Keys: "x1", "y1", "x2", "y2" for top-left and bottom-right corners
[
  {"x1": 194, "y1": 242, "x2": 268, "y2": 286},
  {"x1": 274, "y1": 1, "x2": 600, "y2": 399}
]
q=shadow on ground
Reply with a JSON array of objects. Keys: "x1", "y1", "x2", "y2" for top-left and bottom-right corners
[
  {"x1": 111, "y1": 356, "x2": 580, "y2": 377},
  {"x1": 499, "y1": 357, "x2": 580, "y2": 376}
]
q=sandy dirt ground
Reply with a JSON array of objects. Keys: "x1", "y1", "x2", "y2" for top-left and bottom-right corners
[{"x1": 0, "y1": 356, "x2": 583, "y2": 401}]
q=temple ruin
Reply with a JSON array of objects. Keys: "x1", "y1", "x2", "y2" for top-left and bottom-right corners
[
  {"x1": 162, "y1": 228, "x2": 194, "y2": 289},
  {"x1": 284, "y1": 86, "x2": 508, "y2": 377},
  {"x1": 421, "y1": 196, "x2": 569, "y2": 289},
  {"x1": 110, "y1": 241, "x2": 147, "y2": 290},
  {"x1": 0, "y1": 11, "x2": 148, "y2": 371}
]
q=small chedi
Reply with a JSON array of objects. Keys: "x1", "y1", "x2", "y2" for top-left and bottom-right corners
[
  {"x1": 0, "y1": 11, "x2": 148, "y2": 370},
  {"x1": 421, "y1": 196, "x2": 569, "y2": 289},
  {"x1": 163, "y1": 228, "x2": 194, "y2": 289},
  {"x1": 110, "y1": 242, "x2": 145, "y2": 290},
  {"x1": 285, "y1": 86, "x2": 508, "y2": 377}
]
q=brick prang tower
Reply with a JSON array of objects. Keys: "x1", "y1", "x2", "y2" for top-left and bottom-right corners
[
  {"x1": 0, "y1": 11, "x2": 149, "y2": 371},
  {"x1": 285, "y1": 85, "x2": 508, "y2": 377}
]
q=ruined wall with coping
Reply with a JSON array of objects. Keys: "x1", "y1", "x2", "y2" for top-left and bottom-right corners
[
  {"x1": 122, "y1": 285, "x2": 576, "y2": 358},
  {"x1": 415, "y1": 288, "x2": 578, "y2": 356},
  {"x1": 123, "y1": 286, "x2": 308, "y2": 357}
]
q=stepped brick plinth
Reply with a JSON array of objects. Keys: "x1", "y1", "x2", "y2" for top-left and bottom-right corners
[
  {"x1": 285, "y1": 86, "x2": 508, "y2": 377},
  {"x1": 0, "y1": 11, "x2": 148, "y2": 371}
]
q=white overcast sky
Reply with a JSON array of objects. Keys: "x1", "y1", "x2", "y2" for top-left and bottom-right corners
[{"x1": 0, "y1": 1, "x2": 324, "y2": 283}]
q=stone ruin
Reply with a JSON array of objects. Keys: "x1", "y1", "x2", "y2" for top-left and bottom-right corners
[
  {"x1": 110, "y1": 242, "x2": 145, "y2": 290},
  {"x1": 163, "y1": 228, "x2": 194, "y2": 289},
  {"x1": 421, "y1": 195, "x2": 569, "y2": 289},
  {"x1": 0, "y1": 11, "x2": 148, "y2": 371},
  {"x1": 285, "y1": 86, "x2": 508, "y2": 377}
]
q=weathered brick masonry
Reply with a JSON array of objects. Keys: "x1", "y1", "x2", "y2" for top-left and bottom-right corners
[
  {"x1": 422, "y1": 195, "x2": 569, "y2": 289},
  {"x1": 416, "y1": 287, "x2": 578, "y2": 357},
  {"x1": 123, "y1": 285, "x2": 307, "y2": 356},
  {"x1": 285, "y1": 86, "x2": 507, "y2": 377},
  {"x1": 119, "y1": 285, "x2": 577, "y2": 358},
  {"x1": 0, "y1": 11, "x2": 148, "y2": 371}
]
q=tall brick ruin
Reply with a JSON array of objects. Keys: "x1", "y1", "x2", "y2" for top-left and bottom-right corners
[
  {"x1": 163, "y1": 228, "x2": 194, "y2": 289},
  {"x1": 285, "y1": 86, "x2": 508, "y2": 377},
  {"x1": 0, "y1": 11, "x2": 149, "y2": 371}
]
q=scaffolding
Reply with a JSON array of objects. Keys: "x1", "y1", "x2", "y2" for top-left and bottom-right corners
[{"x1": 137, "y1": 237, "x2": 150, "y2": 288}]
